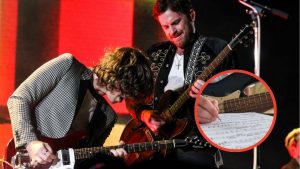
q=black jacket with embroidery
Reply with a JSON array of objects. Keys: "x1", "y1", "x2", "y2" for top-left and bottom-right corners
[
  {"x1": 147, "y1": 33, "x2": 237, "y2": 109},
  {"x1": 126, "y1": 33, "x2": 237, "y2": 122}
]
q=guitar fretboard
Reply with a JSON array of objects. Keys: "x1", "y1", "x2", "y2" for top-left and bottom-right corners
[
  {"x1": 74, "y1": 139, "x2": 185, "y2": 160},
  {"x1": 220, "y1": 92, "x2": 272, "y2": 113}
]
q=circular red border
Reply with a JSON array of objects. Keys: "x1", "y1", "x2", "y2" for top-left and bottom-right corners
[{"x1": 194, "y1": 69, "x2": 277, "y2": 152}]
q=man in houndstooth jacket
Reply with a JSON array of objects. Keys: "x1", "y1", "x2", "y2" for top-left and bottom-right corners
[{"x1": 7, "y1": 47, "x2": 153, "y2": 168}]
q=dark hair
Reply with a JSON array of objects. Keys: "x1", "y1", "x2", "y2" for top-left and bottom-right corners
[
  {"x1": 152, "y1": 0, "x2": 193, "y2": 19},
  {"x1": 93, "y1": 47, "x2": 153, "y2": 100}
]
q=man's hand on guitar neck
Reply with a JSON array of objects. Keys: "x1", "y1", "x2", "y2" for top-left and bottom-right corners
[
  {"x1": 25, "y1": 140, "x2": 56, "y2": 167},
  {"x1": 140, "y1": 110, "x2": 166, "y2": 133},
  {"x1": 197, "y1": 96, "x2": 220, "y2": 123},
  {"x1": 189, "y1": 80, "x2": 205, "y2": 98},
  {"x1": 110, "y1": 141, "x2": 128, "y2": 157}
]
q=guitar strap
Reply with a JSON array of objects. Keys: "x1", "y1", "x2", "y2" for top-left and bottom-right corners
[{"x1": 184, "y1": 36, "x2": 207, "y2": 85}]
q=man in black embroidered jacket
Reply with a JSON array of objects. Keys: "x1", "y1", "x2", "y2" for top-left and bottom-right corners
[{"x1": 126, "y1": 0, "x2": 237, "y2": 169}]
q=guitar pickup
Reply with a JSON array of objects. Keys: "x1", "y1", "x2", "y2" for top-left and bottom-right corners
[{"x1": 55, "y1": 148, "x2": 76, "y2": 168}]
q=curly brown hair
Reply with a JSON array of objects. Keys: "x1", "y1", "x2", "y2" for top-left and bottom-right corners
[{"x1": 93, "y1": 47, "x2": 153, "y2": 100}]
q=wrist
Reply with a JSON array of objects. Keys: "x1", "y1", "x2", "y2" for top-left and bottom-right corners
[
  {"x1": 140, "y1": 110, "x2": 146, "y2": 122},
  {"x1": 140, "y1": 110, "x2": 151, "y2": 123}
]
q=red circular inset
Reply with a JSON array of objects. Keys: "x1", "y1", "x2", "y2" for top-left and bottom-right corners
[{"x1": 194, "y1": 69, "x2": 277, "y2": 152}]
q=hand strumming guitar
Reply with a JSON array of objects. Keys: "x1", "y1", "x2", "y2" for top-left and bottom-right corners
[{"x1": 140, "y1": 110, "x2": 166, "y2": 133}]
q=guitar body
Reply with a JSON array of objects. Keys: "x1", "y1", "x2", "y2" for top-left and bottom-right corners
[
  {"x1": 3, "y1": 138, "x2": 16, "y2": 169},
  {"x1": 155, "y1": 90, "x2": 192, "y2": 139},
  {"x1": 3, "y1": 132, "x2": 86, "y2": 169},
  {"x1": 120, "y1": 119, "x2": 156, "y2": 166},
  {"x1": 120, "y1": 90, "x2": 192, "y2": 166}
]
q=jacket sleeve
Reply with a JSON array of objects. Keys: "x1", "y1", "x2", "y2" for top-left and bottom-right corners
[
  {"x1": 7, "y1": 53, "x2": 75, "y2": 148},
  {"x1": 206, "y1": 37, "x2": 238, "y2": 73}
]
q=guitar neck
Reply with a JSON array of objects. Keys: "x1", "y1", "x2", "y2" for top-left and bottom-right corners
[
  {"x1": 74, "y1": 139, "x2": 185, "y2": 160},
  {"x1": 198, "y1": 45, "x2": 232, "y2": 81},
  {"x1": 9, "y1": 136, "x2": 209, "y2": 168},
  {"x1": 220, "y1": 92, "x2": 272, "y2": 113},
  {"x1": 165, "y1": 46, "x2": 233, "y2": 117}
]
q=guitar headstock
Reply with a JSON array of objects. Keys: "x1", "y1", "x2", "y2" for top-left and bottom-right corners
[
  {"x1": 229, "y1": 22, "x2": 254, "y2": 49},
  {"x1": 185, "y1": 136, "x2": 212, "y2": 149}
]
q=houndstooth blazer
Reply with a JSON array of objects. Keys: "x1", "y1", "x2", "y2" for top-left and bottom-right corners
[{"x1": 7, "y1": 53, "x2": 117, "y2": 148}]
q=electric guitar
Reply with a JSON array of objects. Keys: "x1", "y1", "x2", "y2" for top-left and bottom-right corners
[{"x1": 3, "y1": 133, "x2": 209, "y2": 169}]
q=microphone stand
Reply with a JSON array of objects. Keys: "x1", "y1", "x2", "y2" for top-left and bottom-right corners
[
  {"x1": 238, "y1": 2, "x2": 261, "y2": 169},
  {"x1": 239, "y1": 0, "x2": 289, "y2": 77},
  {"x1": 238, "y1": 1, "x2": 288, "y2": 169},
  {"x1": 239, "y1": 0, "x2": 261, "y2": 76}
]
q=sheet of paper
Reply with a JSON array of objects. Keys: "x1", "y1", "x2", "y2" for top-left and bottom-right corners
[{"x1": 200, "y1": 112, "x2": 273, "y2": 149}]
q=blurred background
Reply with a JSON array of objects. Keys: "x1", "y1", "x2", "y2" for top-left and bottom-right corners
[{"x1": 0, "y1": 0, "x2": 298, "y2": 169}]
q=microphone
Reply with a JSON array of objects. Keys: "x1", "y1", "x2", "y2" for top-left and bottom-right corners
[{"x1": 246, "y1": 0, "x2": 289, "y2": 20}]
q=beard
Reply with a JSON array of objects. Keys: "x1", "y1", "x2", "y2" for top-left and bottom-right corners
[
  {"x1": 171, "y1": 33, "x2": 191, "y2": 49},
  {"x1": 169, "y1": 24, "x2": 195, "y2": 49}
]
